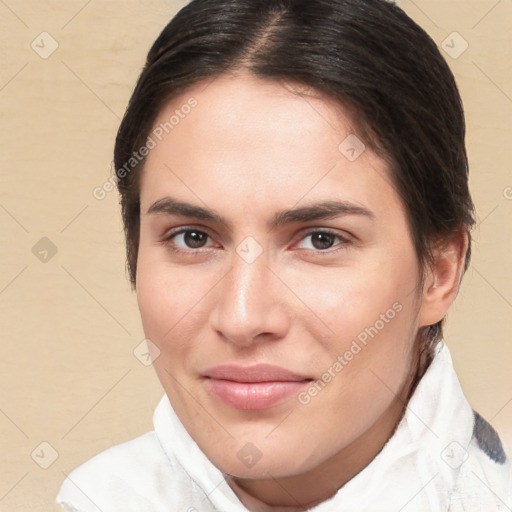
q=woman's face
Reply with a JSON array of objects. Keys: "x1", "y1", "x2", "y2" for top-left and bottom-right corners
[{"x1": 136, "y1": 72, "x2": 425, "y2": 478}]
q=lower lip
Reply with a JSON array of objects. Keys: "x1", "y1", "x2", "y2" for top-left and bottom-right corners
[{"x1": 205, "y1": 379, "x2": 310, "y2": 411}]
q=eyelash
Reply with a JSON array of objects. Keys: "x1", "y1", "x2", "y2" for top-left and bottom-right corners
[{"x1": 160, "y1": 227, "x2": 352, "y2": 256}]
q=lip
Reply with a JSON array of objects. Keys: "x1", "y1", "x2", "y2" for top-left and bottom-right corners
[{"x1": 203, "y1": 364, "x2": 312, "y2": 411}]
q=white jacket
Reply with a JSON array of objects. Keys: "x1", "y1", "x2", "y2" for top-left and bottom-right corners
[{"x1": 56, "y1": 341, "x2": 512, "y2": 511}]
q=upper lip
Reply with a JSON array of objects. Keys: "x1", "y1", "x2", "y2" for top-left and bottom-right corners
[{"x1": 204, "y1": 364, "x2": 312, "y2": 383}]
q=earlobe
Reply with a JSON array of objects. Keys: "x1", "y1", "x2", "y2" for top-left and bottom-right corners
[{"x1": 418, "y1": 232, "x2": 469, "y2": 327}]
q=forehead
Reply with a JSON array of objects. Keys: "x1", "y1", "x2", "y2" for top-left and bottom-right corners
[{"x1": 139, "y1": 72, "x2": 403, "y2": 223}]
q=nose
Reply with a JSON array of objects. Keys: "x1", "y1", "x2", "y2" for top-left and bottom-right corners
[{"x1": 209, "y1": 251, "x2": 291, "y2": 347}]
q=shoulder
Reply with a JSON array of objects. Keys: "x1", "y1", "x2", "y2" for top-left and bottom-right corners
[
  {"x1": 56, "y1": 431, "x2": 186, "y2": 512},
  {"x1": 472, "y1": 411, "x2": 508, "y2": 465},
  {"x1": 450, "y1": 411, "x2": 512, "y2": 511},
  {"x1": 469, "y1": 410, "x2": 511, "y2": 481}
]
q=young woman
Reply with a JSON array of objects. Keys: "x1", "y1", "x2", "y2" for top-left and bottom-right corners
[{"x1": 57, "y1": 0, "x2": 511, "y2": 510}]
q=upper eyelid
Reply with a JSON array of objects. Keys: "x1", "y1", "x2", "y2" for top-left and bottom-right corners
[
  {"x1": 164, "y1": 225, "x2": 215, "y2": 240},
  {"x1": 294, "y1": 230, "x2": 351, "y2": 249}
]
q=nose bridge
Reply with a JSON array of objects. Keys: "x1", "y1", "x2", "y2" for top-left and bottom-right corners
[
  {"x1": 225, "y1": 252, "x2": 269, "y2": 326},
  {"x1": 211, "y1": 248, "x2": 288, "y2": 344}
]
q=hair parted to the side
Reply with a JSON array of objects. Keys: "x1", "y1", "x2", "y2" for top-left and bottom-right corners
[{"x1": 114, "y1": 0, "x2": 475, "y2": 364}]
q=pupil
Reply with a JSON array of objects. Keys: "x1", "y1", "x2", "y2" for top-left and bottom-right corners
[
  {"x1": 312, "y1": 233, "x2": 333, "y2": 250},
  {"x1": 185, "y1": 231, "x2": 206, "y2": 248}
]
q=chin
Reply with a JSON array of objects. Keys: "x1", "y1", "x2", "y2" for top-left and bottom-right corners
[{"x1": 199, "y1": 432, "x2": 325, "y2": 479}]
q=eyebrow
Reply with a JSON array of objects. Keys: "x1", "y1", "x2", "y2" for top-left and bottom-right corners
[{"x1": 146, "y1": 196, "x2": 375, "y2": 229}]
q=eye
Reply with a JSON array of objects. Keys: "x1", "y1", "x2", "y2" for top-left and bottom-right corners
[
  {"x1": 163, "y1": 228, "x2": 214, "y2": 252},
  {"x1": 296, "y1": 230, "x2": 350, "y2": 252},
  {"x1": 161, "y1": 227, "x2": 351, "y2": 255}
]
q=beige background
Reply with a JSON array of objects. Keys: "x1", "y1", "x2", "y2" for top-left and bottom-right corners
[{"x1": 0, "y1": 1, "x2": 511, "y2": 510}]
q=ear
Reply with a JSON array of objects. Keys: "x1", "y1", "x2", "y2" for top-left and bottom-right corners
[{"x1": 418, "y1": 231, "x2": 469, "y2": 328}]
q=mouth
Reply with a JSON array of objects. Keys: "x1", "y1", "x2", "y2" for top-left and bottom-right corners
[{"x1": 203, "y1": 364, "x2": 313, "y2": 411}]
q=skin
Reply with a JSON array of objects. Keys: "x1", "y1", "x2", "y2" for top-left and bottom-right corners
[{"x1": 135, "y1": 72, "x2": 467, "y2": 511}]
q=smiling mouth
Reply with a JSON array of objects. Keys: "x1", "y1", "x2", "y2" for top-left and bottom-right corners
[{"x1": 203, "y1": 364, "x2": 313, "y2": 411}]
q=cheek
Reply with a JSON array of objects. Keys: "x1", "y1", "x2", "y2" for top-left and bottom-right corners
[
  {"x1": 281, "y1": 249, "x2": 419, "y2": 344},
  {"x1": 135, "y1": 252, "x2": 212, "y2": 353},
  {"x1": 285, "y1": 245, "x2": 421, "y2": 405}
]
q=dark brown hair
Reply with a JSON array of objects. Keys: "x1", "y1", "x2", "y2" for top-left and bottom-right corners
[{"x1": 114, "y1": 0, "x2": 475, "y2": 357}]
